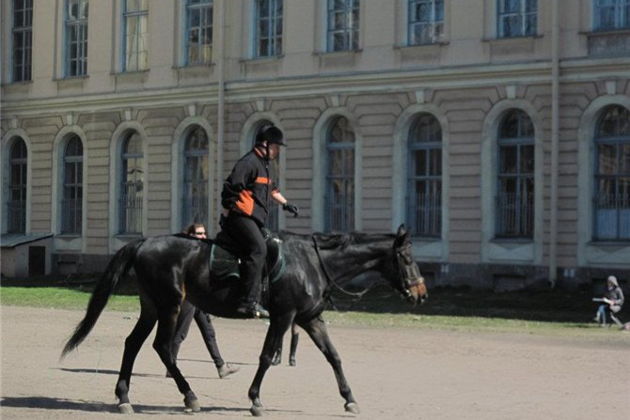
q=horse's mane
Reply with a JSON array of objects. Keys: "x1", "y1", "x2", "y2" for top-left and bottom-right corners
[{"x1": 279, "y1": 231, "x2": 395, "y2": 251}]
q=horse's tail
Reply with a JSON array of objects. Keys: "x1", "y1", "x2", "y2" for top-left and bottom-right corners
[{"x1": 60, "y1": 239, "x2": 144, "y2": 359}]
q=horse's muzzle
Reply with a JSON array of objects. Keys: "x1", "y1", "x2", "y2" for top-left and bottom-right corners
[{"x1": 404, "y1": 277, "x2": 428, "y2": 305}]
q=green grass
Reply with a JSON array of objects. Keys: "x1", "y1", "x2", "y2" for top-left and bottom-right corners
[
  {"x1": 1, "y1": 286, "x2": 139, "y2": 312},
  {"x1": 1, "y1": 282, "x2": 628, "y2": 341}
]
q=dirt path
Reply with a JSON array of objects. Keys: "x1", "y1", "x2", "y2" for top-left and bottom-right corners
[{"x1": 1, "y1": 305, "x2": 629, "y2": 420}]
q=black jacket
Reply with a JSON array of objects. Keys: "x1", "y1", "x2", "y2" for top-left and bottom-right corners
[{"x1": 221, "y1": 148, "x2": 278, "y2": 226}]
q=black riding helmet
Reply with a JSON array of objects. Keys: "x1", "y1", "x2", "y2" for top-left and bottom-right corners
[{"x1": 255, "y1": 125, "x2": 286, "y2": 146}]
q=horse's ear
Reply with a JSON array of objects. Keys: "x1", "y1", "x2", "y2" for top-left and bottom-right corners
[{"x1": 395, "y1": 224, "x2": 409, "y2": 245}]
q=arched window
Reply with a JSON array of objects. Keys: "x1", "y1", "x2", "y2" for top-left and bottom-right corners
[
  {"x1": 119, "y1": 132, "x2": 143, "y2": 234},
  {"x1": 8, "y1": 138, "x2": 27, "y2": 233},
  {"x1": 252, "y1": 120, "x2": 280, "y2": 231},
  {"x1": 182, "y1": 126, "x2": 208, "y2": 227},
  {"x1": 593, "y1": 105, "x2": 630, "y2": 240},
  {"x1": 407, "y1": 113, "x2": 442, "y2": 237},
  {"x1": 325, "y1": 116, "x2": 354, "y2": 232},
  {"x1": 496, "y1": 109, "x2": 534, "y2": 238},
  {"x1": 61, "y1": 135, "x2": 83, "y2": 234}
]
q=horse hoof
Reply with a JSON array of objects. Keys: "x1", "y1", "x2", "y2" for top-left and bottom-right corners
[
  {"x1": 345, "y1": 402, "x2": 360, "y2": 414},
  {"x1": 250, "y1": 405, "x2": 265, "y2": 417},
  {"x1": 118, "y1": 403, "x2": 134, "y2": 414},
  {"x1": 184, "y1": 396, "x2": 201, "y2": 412},
  {"x1": 289, "y1": 358, "x2": 296, "y2": 367}
]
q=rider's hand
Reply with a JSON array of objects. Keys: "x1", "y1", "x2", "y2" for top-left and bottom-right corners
[{"x1": 283, "y1": 203, "x2": 299, "y2": 217}]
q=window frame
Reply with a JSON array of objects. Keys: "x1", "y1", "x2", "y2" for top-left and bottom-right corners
[
  {"x1": 184, "y1": 0, "x2": 213, "y2": 66},
  {"x1": 7, "y1": 138, "x2": 28, "y2": 234},
  {"x1": 497, "y1": 0, "x2": 538, "y2": 38},
  {"x1": 11, "y1": 0, "x2": 33, "y2": 82},
  {"x1": 122, "y1": 0, "x2": 149, "y2": 72},
  {"x1": 327, "y1": 0, "x2": 360, "y2": 52},
  {"x1": 407, "y1": 0, "x2": 444, "y2": 46},
  {"x1": 592, "y1": 105, "x2": 630, "y2": 241},
  {"x1": 119, "y1": 132, "x2": 144, "y2": 234},
  {"x1": 593, "y1": 0, "x2": 630, "y2": 31},
  {"x1": 182, "y1": 126, "x2": 209, "y2": 228},
  {"x1": 60, "y1": 135, "x2": 83, "y2": 234},
  {"x1": 64, "y1": 0, "x2": 89, "y2": 77},
  {"x1": 325, "y1": 116, "x2": 355, "y2": 233},
  {"x1": 254, "y1": 0, "x2": 283, "y2": 58},
  {"x1": 495, "y1": 109, "x2": 535, "y2": 238},
  {"x1": 407, "y1": 113, "x2": 442, "y2": 238}
]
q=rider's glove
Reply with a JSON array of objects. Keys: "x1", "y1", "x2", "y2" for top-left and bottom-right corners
[{"x1": 282, "y1": 203, "x2": 299, "y2": 218}]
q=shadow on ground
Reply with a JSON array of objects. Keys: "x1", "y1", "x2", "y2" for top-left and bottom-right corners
[{"x1": 0, "y1": 395, "x2": 252, "y2": 415}]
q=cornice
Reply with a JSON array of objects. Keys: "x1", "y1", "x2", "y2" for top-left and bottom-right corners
[{"x1": 2, "y1": 57, "x2": 629, "y2": 117}]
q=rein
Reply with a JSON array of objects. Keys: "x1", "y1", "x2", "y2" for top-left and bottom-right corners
[{"x1": 311, "y1": 235, "x2": 374, "y2": 300}]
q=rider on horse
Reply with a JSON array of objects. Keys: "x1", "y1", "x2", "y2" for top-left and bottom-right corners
[{"x1": 220, "y1": 124, "x2": 299, "y2": 318}]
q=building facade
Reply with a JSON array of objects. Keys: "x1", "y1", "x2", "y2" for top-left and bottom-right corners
[{"x1": 1, "y1": 0, "x2": 629, "y2": 289}]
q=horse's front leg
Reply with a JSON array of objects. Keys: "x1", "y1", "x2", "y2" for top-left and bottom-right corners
[
  {"x1": 248, "y1": 313, "x2": 293, "y2": 417},
  {"x1": 301, "y1": 316, "x2": 359, "y2": 415},
  {"x1": 152, "y1": 309, "x2": 200, "y2": 412},
  {"x1": 115, "y1": 310, "x2": 157, "y2": 414}
]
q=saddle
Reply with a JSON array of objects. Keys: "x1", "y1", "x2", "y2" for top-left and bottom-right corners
[{"x1": 211, "y1": 229, "x2": 285, "y2": 284}]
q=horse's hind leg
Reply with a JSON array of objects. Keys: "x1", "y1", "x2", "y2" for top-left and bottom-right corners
[
  {"x1": 300, "y1": 316, "x2": 359, "y2": 415},
  {"x1": 152, "y1": 309, "x2": 200, "y2": 412},
  {"x1": 115, "y1": 311, "x2": 157, "y2": 413},
  {"x1": 289, "y1": 323, "x2": 299, "y2": 366},
  {"x1": 248, "y1": 313, "x2": 294, "y2": 416}
]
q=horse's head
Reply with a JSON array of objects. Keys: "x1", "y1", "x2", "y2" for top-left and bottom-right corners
[{"x1": 391, "y1": 224, "x2": 428, "y2": 305}]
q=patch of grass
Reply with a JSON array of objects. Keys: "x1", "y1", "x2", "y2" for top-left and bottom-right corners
[{"x1": 0, "y1": 286, "x2": 139, "y2": 312}]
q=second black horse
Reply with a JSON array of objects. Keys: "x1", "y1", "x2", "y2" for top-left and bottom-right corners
[{"x1": 61, "y1": 224, "x2": 427, "y2": 416}]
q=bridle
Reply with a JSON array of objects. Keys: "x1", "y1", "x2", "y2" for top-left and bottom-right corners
[
  {"x1": 312, "y1": 235, "x2": 374, "y2": 299},
  {"x1": 395, "y1": 243, "x2": 425, "y2": 299}
]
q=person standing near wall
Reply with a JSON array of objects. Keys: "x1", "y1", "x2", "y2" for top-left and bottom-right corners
[{"x1": 168, "y1": 223, "x2": 239, "y2": 378}]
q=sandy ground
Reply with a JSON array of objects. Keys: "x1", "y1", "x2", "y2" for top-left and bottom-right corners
[{"x1": 1, "y1": 305, "x2": 629, "y2": 420}]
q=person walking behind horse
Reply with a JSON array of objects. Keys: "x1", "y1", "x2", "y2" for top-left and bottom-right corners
[
  {"x1": 594, "y1": 275, "x2": 625, "y2": 327},
  {"x1": 168, "y1": 223, "x2": 239, "y2": 378},
  {"x1": 220, "y1": 124, "x2": 298, "y2": 318}
]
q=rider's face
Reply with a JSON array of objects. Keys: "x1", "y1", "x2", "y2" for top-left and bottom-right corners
[{"x1": 267, "y1": 143, "x2": 280, "y2": 160}]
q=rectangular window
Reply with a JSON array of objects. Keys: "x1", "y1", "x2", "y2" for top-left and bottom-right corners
[
  {"x1": 408, "y1": 0, "x2": 444, "y2": 45},
  {"x1": 594, "y1": 0, "x2": 630, "y2": 31},
  {"x1": 497, "y1": 0, "x2": 537, "y2": 38},
  {"x1": 123, "y1": 0, "x2": 148, "y2": 71},
  {"x1": 65, "y1": 0, "x2": 89, "y2": 77},
  {"x1": 255, "y1": 0, "x2": 283, "y2": 58},
  {"x1": 12, "y1": 0, "x2": 33, "y2": 82},
  {"x1": 185, "y1": 0, "x2": 213, "y2": 65},
  {"x1": 327, "y1": 0, "x2": 360, "y2": 52}
]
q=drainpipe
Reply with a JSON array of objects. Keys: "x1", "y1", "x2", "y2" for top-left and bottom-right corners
[
  {"x1": 549, "y1": 0, "x2": 560, "y2": 288},
  {"x1": 215, "y1": 0, "x2": 226, "y2": 234}
]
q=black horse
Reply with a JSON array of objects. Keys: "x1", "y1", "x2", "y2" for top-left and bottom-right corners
[{"x1": 61, "y1": 224, "x2": 427, "y2": 416}]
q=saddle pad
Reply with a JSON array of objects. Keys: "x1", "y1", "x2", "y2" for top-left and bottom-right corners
[
  {"x1": 210, "y1": 244, "x2": 240, "y2": 281},
  {"x1": 266, "y1": 236, "x2": 285, "y2": 283}
]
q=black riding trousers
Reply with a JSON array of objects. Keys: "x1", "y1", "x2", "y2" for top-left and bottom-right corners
[{"x1": 223, "y1": 213, "x2": 267, "y2": 305}]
